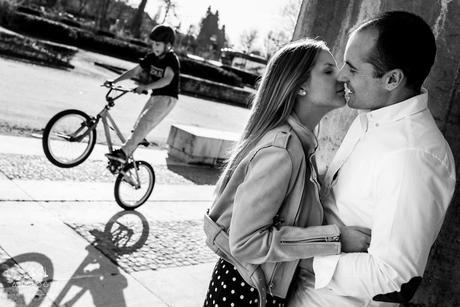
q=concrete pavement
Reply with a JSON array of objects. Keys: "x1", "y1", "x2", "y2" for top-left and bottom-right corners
[{"x1": 0, "y1": 134, "x2": 218, "y2": 306}]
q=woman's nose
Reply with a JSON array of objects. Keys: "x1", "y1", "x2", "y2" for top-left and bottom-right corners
[{"x1": 337, "y1": 65, "x2": 349, "y2": 81}]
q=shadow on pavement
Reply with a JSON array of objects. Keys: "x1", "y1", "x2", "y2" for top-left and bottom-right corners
[
  {"x1": 166, "y1": 161, "x2": 223, "y2": 185},
  {"x1": 0, "y1": 252, "x2": 54, "y2": 307},
  {"x1": 53, "y1": 210, "x2": 149, "y2": 307}
]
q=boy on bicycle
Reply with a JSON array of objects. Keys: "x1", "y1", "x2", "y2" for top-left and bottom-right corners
[{"x1": 105, "y1": 24, "x2": 180, "y2": 163}]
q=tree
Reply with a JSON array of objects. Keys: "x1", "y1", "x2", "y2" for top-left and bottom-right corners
[
  {"x1": 76, "y1": 0, "x2": 91, "y2": 15},
  {"x1": 282, "y1": 0, "x2": 302, "y2": 33},
  {"x1": 196, "y1": 6, "x2": 226, "y2": 59},
  {"x1": 95, "y1": 0, "x2": 111, "y2": 30},
  {"x1": 160, "y1": 0, "x2": 177, "y2": 24},
  {"x1": 129, "y1": 0, "x2": 147, "y2": 38},
  {"x1": 240, "y1": 29, "x2": 258, "y2": 53},
  {"x1": 264, "y1": 30, "x2": 290, "y2": 59}
]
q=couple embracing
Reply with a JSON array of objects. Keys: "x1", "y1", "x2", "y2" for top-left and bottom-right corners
[{"x1": 203, "y1": 11, "x2": 456, "y2": 307}]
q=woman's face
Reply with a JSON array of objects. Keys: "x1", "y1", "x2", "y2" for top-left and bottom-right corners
[{"x1": 296, "y1": 50, "x2": 346, "y2": 111}]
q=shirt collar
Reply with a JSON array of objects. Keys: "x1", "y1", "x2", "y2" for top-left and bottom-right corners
[
  {"x1": 360, "y1": 88, "x2": 428, "y2": 125},
  {"x1": 287, "y1": 114, "x2": 318, "y2": 155}
]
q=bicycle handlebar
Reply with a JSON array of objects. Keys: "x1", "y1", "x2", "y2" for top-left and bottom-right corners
[
  {"x1": 102, "y1": 83, "x2": 134, "y2": 93},
  {"x1": 102, "y1": 83, "x2": 149, "y2": 95}
]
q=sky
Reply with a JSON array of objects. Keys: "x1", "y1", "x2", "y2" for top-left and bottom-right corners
[{"x1": 128, "y1": 0, "x2": 299, "y2": 51}]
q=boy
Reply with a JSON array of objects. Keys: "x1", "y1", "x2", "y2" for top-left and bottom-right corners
[{"x1": 105, "y1": 24, "x2": 180, "y2": 163}]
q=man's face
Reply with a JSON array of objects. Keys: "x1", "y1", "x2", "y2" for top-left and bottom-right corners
[
  {"x1": 337, "y1": 30, "x2": 387, "y2": 110},
  {"x1": 151, "y1": 41, "x2": 167, "y2": 57}
]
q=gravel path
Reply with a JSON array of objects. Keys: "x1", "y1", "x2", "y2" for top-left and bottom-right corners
[{"x1": 0, "y1": 153, "x2": 221, "y2": 185}]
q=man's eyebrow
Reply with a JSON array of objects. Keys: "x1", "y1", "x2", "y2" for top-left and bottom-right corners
[
  {"x1": 345, "y1": 60, "x2": 358, "y2": 70},
  {"x1": 323, "y1": 62, "x2": 335, "y2": 67}
]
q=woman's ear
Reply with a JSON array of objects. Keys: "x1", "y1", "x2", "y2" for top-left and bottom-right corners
[
  {"x1": 298, "y1": 88, "x2": 307, "y2": 96},
  {"x1": 384, "y1": 69, "x2": 404, "y2": 91}
]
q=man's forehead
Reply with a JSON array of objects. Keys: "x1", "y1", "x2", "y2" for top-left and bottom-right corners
[{"x1": 344, "y1": 29, "x2": 378, "y2": 63}]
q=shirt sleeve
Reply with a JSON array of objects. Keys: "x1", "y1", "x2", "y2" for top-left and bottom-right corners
[
  {"x1": 313, "y1": 149, "x2": 456, "y2": 298},
  {"x1": 165, "y1": 52, "x2": 180, "y2": 74},
  {"x1": 229, "y1": 146, "x2": 340, "y2": 265}
]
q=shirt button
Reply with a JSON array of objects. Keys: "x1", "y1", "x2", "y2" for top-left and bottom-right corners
[{"x1": 375, "y1": 123, "x2": 380, "y2": 127}]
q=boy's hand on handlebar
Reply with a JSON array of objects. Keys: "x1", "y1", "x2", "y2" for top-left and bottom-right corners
[
  {"x1": 133, "y1": 85, "x2": 148, "y2": 94},
  {"x1": 104, "y1": 80, "x2": 115, "y2": 87}
]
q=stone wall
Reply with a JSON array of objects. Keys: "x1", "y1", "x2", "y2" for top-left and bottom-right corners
[
  {"x1": 294, "y1": 0, "x2": 460, "y2": 304},
  {"x1": 180, "y1": 75, "x2": 254, "y2": 108}
]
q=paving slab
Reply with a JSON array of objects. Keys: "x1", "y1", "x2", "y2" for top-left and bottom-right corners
[
  {"x1": 0, "y1": 179, "x2": 214, "y2": 202},
  {"x1": 132, "y1": 262, "x2": 216, "y2": 307},
  {"x1": 0, "y1": 202, "x2": 168, "y2": 307},
  {"x1": 0, "y1": 134, "x2": 170, "y2": 165}
]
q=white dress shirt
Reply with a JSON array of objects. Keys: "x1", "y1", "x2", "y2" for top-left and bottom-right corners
[{"x1": 288, "y1": 91, "x2": 456, "y2": 307}]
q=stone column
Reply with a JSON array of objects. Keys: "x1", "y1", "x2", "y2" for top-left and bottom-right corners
[{"x1": 293, "y1": 0, "x2": 460, "y2": 304}]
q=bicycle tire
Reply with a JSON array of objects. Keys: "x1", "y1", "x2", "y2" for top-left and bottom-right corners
[
  {"x1": 114, "y1": 161, "x2": 155, "y2": 210},
  {"x1": 42, "y1": 109, "x2": 97, "y2": 168},
  {"x1": 0, "y1": 252, "x2": 54, "y2": 307}
]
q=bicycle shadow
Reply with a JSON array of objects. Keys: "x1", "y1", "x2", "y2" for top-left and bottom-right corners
[
  {"x1": 53, "y1": 210, "x2": 150, "y2": 307},
  {"x1": 0, "y1": 252, "x2": 54, "y2": 307}
]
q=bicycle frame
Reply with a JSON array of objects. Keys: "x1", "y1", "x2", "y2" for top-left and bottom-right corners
[{"x1": 94, "y1": 86, "x2": 143, "y2": 188}]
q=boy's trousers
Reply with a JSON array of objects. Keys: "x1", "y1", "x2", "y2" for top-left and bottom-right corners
[{"x1": 122, "y1": 95, "x2": 177, "y2": 156}]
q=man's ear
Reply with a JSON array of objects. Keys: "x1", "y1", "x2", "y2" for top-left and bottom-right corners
[{"x1": 383, "y1": 69, "x2": 404, "y2": 91}]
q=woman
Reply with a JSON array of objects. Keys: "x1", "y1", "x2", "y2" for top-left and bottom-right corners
[{"x1": 203, "y1": 39, "x2": 370, "y2": 307}]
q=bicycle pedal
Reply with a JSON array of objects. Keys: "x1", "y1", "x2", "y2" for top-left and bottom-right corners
[{"x1": 107, "y1": 161, "x2": 122, "y2": 174}]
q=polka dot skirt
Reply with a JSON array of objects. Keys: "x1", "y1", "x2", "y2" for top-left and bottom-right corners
[{"x1": 203, "y1": 258, "x2": 285, "y2": 307}]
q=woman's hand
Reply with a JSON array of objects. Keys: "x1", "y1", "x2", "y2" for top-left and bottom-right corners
[{"x1": 340, "y1": 226, "x2": 371, "y2": 252}]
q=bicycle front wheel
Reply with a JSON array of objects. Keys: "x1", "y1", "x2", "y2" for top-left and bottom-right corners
[
  {"x1": 114, "y1": 161, "x2": 155, "y2": 210},
  {"x1": 42, "y1": 109, "x2": 97, "y2": 168}
]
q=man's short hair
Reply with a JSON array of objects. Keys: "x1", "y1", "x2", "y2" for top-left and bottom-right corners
[{"x1": 353, "y1": 11, "x2": 436, "y2": 91}]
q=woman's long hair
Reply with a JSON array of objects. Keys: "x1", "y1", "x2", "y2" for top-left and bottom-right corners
[{"x1": 216, "y1": 39, "x2": 327, "y2": 194}]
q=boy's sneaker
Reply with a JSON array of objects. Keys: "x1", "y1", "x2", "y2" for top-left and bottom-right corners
[
  {"x1": 105, "y1": 149, "x2": 127, "y2": 163},
  {"x1": 139, "y1": 138, "x2": 149, "y2": 147}
]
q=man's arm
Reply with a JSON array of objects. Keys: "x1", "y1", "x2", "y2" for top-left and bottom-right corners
[{"x1": 313, "y1": 150, "x2": 456, "y2": 298}]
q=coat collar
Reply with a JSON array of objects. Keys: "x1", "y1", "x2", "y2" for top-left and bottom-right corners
[{"x1": 287, "y1": 114, "x2": 318, "y2": 155}]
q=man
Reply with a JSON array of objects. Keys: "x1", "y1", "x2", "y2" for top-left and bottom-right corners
[{"x1": 287, "y1": 11, "x2": 456, "y2": 307}]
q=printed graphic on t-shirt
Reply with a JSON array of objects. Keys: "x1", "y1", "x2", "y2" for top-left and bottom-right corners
[{"x1": 149, "y1": 66, "x2": 163, "y2": 78}]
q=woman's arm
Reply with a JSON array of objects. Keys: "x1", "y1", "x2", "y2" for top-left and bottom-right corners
[{"x1": 229, "y1": 146, "x2": 343, "y2": 264}]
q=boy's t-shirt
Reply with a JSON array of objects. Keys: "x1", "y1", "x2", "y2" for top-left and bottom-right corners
[{"x1": 139, "y1": 50, "x2": 180, "y2": 98}]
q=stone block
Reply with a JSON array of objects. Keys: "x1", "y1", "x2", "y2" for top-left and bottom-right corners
[{"x1": 167, "y1": 124, "x2": 239, "y2": 166}]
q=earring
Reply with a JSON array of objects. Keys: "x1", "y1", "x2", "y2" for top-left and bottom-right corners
[{"x1": 298, "y1": 88, "x2": 307, "y2": 96}]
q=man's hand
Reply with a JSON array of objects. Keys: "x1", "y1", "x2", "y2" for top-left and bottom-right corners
[
  {"x1": 133, "y1": 85, "x2": 149, "y2": 94},
  {"x1": 340, "y1": 226, "x2": 371, "y2": 253}
]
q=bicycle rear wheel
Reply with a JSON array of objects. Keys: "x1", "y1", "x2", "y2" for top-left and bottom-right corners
[
  {"x1": 114, "y1": 161, "x2": 155, "y2": 210},
  {"x1": 42, "y1": 109, "x2": 97, "y2": 168}
]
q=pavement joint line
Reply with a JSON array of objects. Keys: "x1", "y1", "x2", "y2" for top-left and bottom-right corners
[{"x1": 0, "y1": 199, "x2": 212, "y2": 203}]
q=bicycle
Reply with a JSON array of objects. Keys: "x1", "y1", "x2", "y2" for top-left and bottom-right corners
[{"x1": 42, "y1": 84, "x2": 155, "y2": 210}]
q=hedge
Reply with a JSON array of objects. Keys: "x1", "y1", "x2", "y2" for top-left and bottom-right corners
[
  {"x1": 0, "y1": 31, "x2": 77, "y2": 68},
  {"x1": 221, "y1": 64, "x2": 260, "y2": 88},
  {"x1": 0, "y1": 9, "x2": 243, "y2": 87},
  {"x1": 180, "y1": 57, "x2": 242, "y2": 87}
]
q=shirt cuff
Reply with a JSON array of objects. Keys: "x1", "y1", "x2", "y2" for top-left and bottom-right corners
[{"x1": 313, "y1": 254, "x2": 341, "y2": 289}]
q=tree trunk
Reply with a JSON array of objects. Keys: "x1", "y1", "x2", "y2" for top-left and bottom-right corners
[
  {"x1": 294, "y1": 0, "x2": 460, "y2": 305},
  {"x1": 130, "y1": 0, "x2": 148, "y2": 38}
]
